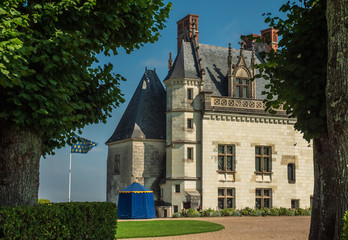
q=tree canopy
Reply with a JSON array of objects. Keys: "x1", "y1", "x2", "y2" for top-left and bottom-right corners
[
  {"x1": 0, "y1": 0, "x2": 171, "y2": 155},
  {"x1": 255, "y1": 0, "x2": 327, "y2": 141}
]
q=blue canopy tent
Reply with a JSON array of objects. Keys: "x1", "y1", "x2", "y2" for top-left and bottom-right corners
[{"x1": 117, "y1": 183, "x2": 157, "y2": 219}]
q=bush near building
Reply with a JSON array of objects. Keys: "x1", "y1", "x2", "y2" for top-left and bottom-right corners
[
  {"x1": 172, "y1": 207, "x2": 311, "y2": 218},
  {"x1": 0, "y1": 202, "x2": 117, "y2": 240}
]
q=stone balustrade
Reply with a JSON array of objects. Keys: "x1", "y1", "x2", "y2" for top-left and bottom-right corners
[{"x1": 210, "y1": 97, "x2": 285, "y2": 112}]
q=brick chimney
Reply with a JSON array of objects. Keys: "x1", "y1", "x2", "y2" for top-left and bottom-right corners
[
  {"x1": 177, "y1": 14, "x2": 199, "y2": 53},
  {"x1": 244, "y1": 27, "x2": 278, "y2": 52},
  {"x1": 260, "y1": 27, "x2": 278, "y2": 52}
]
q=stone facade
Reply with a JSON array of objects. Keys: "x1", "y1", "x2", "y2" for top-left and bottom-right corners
[
  {"x1": 106, "y1": 139, "x2": 165, "y2": 203},
  {"x1": 106, "y1": 14, "x2": 314, "y2": 214}
]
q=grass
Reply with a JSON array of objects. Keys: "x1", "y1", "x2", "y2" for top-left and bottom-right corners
[{"x1": 116, "y1": 220, "x2": 224, "y2": 239}]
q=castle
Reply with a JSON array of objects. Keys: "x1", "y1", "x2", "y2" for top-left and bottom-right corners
[{"x1": 106, "y1": 14, "x2": 314, "y2": 217}]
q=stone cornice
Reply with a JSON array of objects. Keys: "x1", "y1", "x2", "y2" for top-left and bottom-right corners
[
  {"x1": 166, "y1": 177, "x2": 200, "y2": 181},
  {"x1": 203, "y1": 112, "x2": 296, "y2": 125},
  {"x1": 166, "y1": 140, "x2": 201, "y2": 148},
  {"x1": 166, "y1": 109, "x2": 200, "y2": 113},
  {"x1": 106, "y1": 138, "x2": 165, "y2": 146},
  {"x1": 164, "y1": 78, "x2": 200, "y2": 87}
]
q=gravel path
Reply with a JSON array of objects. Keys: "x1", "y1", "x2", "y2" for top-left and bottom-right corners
[{"x1": 120, "y1": 216, "x2": 311, "y2": 240}]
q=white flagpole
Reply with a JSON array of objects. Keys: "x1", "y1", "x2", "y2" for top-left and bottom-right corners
[{"x1": 68, "y1": 150, "x2": 72, "y2": 202}]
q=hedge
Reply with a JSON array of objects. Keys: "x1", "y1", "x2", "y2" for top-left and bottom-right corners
[
  {"x1": 0, "y1": 202, "x2": 117, "y2": 240},
  {"x1": 173, "y1": 207, "x2": 311, "y2": 218},
  {"x1": 342, "y1": 211, "x2": 348, "y2": 240}
]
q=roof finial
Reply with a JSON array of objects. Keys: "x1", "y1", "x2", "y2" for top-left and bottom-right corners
[
  {"x1": 145, "y1": 67, "x2": 147, "y2": 72},
  {"x1": 238, "y1": 38, "x2": 246, "y2": 61},
  {"x1": 238, "y1": 39, "x2": 246, "y2": 51},
  {"x1": 168, "y1": 52, "x2": 173, "y2": 71},
  {"x1": 251, "y1": 42, "x2": 255, "y2": 67},
  {"x1": 228, "y1": 43, "x2": 232, "y2": 67}
]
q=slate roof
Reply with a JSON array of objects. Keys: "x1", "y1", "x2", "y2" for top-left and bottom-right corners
[
  {"x1": 165, "y1": 42, "x2": 267, "y2": 99},
  {"x1": 106, "y1": 70, "x2": 166, "y2": 144}
]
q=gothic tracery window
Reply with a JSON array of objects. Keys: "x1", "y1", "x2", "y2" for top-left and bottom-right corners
[{"x1": 235, "y1": 78, "x2": 249, "y2": 98}]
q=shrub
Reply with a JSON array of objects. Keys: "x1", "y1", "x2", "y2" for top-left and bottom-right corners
[
  {"x1": 172, "y1": 212, "x2": 182, "y2": 218},
  {"x1": 260, "y1": 207, "x2": 271, "y2": 216},
  {"x1": 233, "y1": 210, "x2": 242, "y2": 216},
  {"x1": 221, "y1": 208, "x2": 236, "y2": 216},
  {"x1": 342, "y1": 211, "x2": 348, "y2": 240},
  {"x1": 270, "y1": 208, "x2": 279, "y2": 216},
  {"x1": 250, "y1": 209, "x2": 262, "y2": 216},
  {"x1": 38, "y1": 199, "x2": 50, "y2": 204},
  {"x1": 294, "y1": 208, "x2": 311, "y2": 216},
  {"x1": 182, "y1": 209, "x2": 200, "y2": 217},
  {"x1": 240, "y1": 207, "x2": 253, "y2": 216},
  {"x1": 0, "y1": 202, "x2": 117, "y2": 240},
  {"x1": 201, "y1": 208, "x2": 218, "y2": 217}
]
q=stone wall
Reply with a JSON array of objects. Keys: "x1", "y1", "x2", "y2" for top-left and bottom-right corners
[
  {"x1": 201, "y1": 112, "x2": 314, "y2": 209},
  {"x1": 106, "y1": 140, "x2": 132, "y2": 203},
  {"x1": 106, "y1": 139, "x2": 166, "y2": 203}
]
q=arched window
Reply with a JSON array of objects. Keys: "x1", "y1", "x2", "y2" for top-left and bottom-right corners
[{"x1": 235, "y1": 78, "x2": 249, "y2": 98}]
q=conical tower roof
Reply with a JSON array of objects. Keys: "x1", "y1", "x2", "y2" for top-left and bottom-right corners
[{"x1": 106, "y1": 69, "x2": 166, "y2": 143}]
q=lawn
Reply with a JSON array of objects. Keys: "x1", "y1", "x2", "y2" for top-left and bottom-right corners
[{"x1": 116, "y1": 220, "x2": 224, "y2": 239}]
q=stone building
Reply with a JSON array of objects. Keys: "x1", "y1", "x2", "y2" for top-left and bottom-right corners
[{"x1": 106, "y1": 14, "x2": 314, "y2": 215}]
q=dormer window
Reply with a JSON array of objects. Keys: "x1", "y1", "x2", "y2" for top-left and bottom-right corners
[{"x1": 235, "y1": 78, "x2": 249, "y2": 98}]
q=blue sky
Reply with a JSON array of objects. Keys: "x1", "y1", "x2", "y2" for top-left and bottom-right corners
[{"x1": 39, "y1": 0, "x2": 287, "y2": 202}]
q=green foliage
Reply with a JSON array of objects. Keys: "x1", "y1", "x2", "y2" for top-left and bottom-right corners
[
  {"x1": 172, "y1": 212, "x2": 182, "y2": 218},
  {"x1": 0, "y1": 0, "x2": 171, "y2": 155},
  {"x1": 255, "y1": 0, "x2": 327, "y2": 141},
  {"x1": 201, "y1": 208, "x2": 219, "y2": 217},
  {"x1": 240, "y1": 207, "x2": 253, "y2": 216},
  {"x1": 38, "y1": 198, "x2": 50, "y2": 204},
  {"x1": 270, "y1": 208, "x2": 280, "y2": 216},
  {"x1": 342, "y1": 211, "x2": 348, "y2": 240},
  {"x1": 0, "y1": 202, "x2": 117, "y2": 240},
  {"x1": 220, "y1": 208, "x2": 241, "y2": 216},
  {"x1": 174, "y1": 207, "x2": 310, "y2": 218},
  {"x1": 181, "y1": 208, "x2": 201, "y2": 217}
]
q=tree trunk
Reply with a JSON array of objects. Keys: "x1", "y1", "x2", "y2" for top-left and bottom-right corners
[
  {"x1": 0, "y1": 120, "x2": 42, "y2": 207},
  {"x1": 309, "y1": 136, "x2": 338, "y2": 240},
  {"x1": 320, "y1": 0, "x2": 348, "y2": 239}
]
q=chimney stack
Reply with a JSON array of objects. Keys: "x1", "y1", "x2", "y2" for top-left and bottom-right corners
[
  {"x1": 244, "y1": 27, "x2": 278, "y2": 53},
  {"x1": 176, "y1": 14, "x2": 199, "y2": 53},
  {"x1": 260, "y1": 28, "x2": 278, "y2": 52}
]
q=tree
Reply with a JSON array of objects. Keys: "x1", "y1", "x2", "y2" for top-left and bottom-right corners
[
  {"x1": 0, "y1": 0, "x2": 171, "y2": 207},
  {"x1": 255, "y1": 0, "x2": 347, "y2": 239}
]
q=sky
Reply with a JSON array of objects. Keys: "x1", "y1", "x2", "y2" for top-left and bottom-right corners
[{"x1": 39, "y1": 0, "x2": 288, "y2": 202}]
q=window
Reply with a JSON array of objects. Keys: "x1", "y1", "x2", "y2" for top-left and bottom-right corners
[
  {"x1": 235, "y1": 78, "x2": 249, "y2": 98},
  {"x1": 187, "y1": 88, "x2": 193, "y2": 100},
  {"x1": 114, "y1": 155, "x2": 120, "y2": 174},
  {"x1": 175, "y1": 184, "x2": 180, "y2": 193},
  {"x1": 288, "y1": 163, "x2": 296, "y2": 183},
  {"x1": 291, "y1": 199, "x2": 300, "y2": 208},
  {"x1": 218, "y1": 145, "x2": 235, "y2": 171},
  {"x1": 173, "y1": 205, "x2": 178, "y2": 213},
  {"x1": 255, "y1": 188, "x2": 272, "y2": 208},
  {"x1": 187, "y1": 118, "x2": 193, "y2": 129},
  {"x1": 187, "y1": 147, "x2": 193, "y2": 160},
  {"x1": 255, "y1": 146, "x2": 272, "y2": 172},
  {"x1": 218, "y1": 188, "x2": 235, "y2": 209}
]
